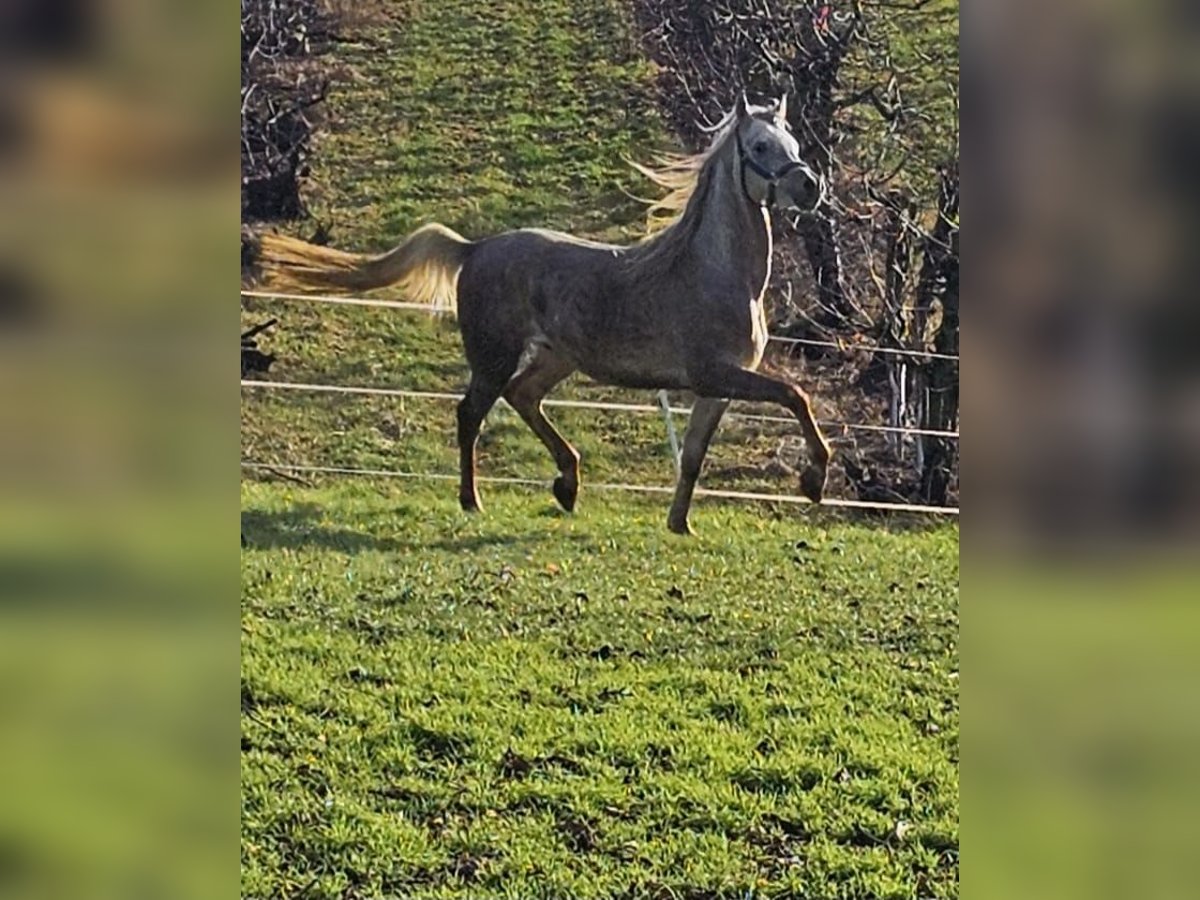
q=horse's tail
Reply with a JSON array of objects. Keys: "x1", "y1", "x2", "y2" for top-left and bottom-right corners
[{"x1": 251, "y1": 223, "x2": 472, "y2": 314}]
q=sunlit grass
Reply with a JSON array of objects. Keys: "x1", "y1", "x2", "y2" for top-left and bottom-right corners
[{"x1": 242, "y1": 480, "x2": 958, "y2": 899}]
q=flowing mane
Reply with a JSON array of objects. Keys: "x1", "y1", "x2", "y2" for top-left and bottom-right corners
[
  {"x1": 628, "y1": 108, "x2": 739, "y2": 232},
  {"x1": 623, "y1": 109, "x2": 740, "y2": 272}
]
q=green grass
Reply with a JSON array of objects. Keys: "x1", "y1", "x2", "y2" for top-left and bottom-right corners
[
  {"x1": 307, "y1": 0, "x2": 666, "y2": 246},
  {"x1": 242, "y1": 481, "x2": 958, "y2": 899},
  {"x1": 242, "y1": 1, "x2": 958, "y2": 896}
]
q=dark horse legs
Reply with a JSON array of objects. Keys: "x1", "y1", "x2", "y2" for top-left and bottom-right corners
[
  {"x1": 457, "y1": 346, "x2": 579, "y2": 514},
  {"x1": 666, "y1": 398, "x2": 730, "y2": 535},
  {"x1": 460, "y1": 357, "x2": 828, "y2": 529},
  {"x1": 456, "y1": 375, "x2": 507, "y2": 512},
  {"x1": 503, "y1": 348, "x2": 580, "y2": 511},
  {"x1": 668, "y1": 364, "x2": 831, "y2": 533}
]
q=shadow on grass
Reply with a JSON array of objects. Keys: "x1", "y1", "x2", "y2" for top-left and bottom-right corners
[{"x1": 241, "y1": 504, "x2": 589, "y2": 554}]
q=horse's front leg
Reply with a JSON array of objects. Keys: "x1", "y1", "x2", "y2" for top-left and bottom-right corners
[
  {"x1": 667, "y1": 398, "x2": 730, "y2": 535},
  {"x1": 691, "y1": 364, "x2": 832, "y2": 503}
]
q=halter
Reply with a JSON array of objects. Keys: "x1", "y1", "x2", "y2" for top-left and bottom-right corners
[{"x1": 735, "y1": 123, "x2": 809, "y2": 209}]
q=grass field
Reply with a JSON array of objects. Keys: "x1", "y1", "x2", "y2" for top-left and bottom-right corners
[
  {"x1": 242, "y1": 0, "x2": 959, "y2": 896},
  {"x1": 242, "y1": 482, "x2": 958, "y2": 899}
]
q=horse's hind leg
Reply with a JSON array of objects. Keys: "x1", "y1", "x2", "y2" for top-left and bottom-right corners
[
  {"x1": 667, "y1": 398, "x2": 730, "y2": 535},
  {"x1": 503, "y1": 348, "x2": 580, "y2": 511},
  {"x1": 457, "y1": 374, "x2": 507, "y2": 512}
]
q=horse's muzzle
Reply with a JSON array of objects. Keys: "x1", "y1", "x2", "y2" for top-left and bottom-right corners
[{"x1": 776, "y1": 167, "x2": 824, "y2": 215}]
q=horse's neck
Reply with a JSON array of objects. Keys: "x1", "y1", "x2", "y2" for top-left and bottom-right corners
[{"x1": 691, "y1": 152, "x2": 772, "y2": 297}]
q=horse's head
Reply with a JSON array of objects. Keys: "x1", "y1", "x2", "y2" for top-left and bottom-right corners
[{"x1": 733, "y1": 94, "x2": 825, "y2": 214}]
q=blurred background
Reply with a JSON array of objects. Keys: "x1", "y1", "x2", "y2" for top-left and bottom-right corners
[
  {"x1": 966, "y1": 0, "x2": 1200, "y2": 550},
  {"x1": 0, "y1": 1, "x2": 236, "y2": 899},
  {"x1": 1, "y1": 0, "x2": 1198, "y2": 897},
  {"x1": 965, "y1": 1, "x2": 1200, "y2": 898}
]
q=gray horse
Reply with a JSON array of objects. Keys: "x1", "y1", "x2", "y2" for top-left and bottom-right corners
[{"x1": 255, "y1": 95, "x2": 832, "y2": 534}]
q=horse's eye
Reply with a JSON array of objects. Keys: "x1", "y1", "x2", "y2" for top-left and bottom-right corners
[{"x1": 754, "y1": 141, "x2": 768, "y2": 154}]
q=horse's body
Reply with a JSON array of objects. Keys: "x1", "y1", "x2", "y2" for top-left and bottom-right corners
[
  {"x1": 255, "y1": 97, "x2": 831, "y2": 533},
  {"x1": 459, "y1": 214, "x2": 768, "y2": 391}
]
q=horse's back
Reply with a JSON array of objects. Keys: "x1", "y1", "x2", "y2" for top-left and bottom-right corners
[
  {"x1": 459, "y1": 228, "x2": 624, "y2": 322},
  {"x1": 456, "y1": 228, "x2": 700, "y2": 387},
  {"x1": 454, "y1": 229, "x2": 612, "y2": 371}
]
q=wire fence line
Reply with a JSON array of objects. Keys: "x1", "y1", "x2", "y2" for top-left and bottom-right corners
[
  {"x1": 242, "y1": 289, "x2": 439, "y2": 313},
  {"x1": 241, "y1": 378, "x2": 961, "y2": 440},
  {"x1": 241, "y1": 462, "x2": 961, "y2": 516},
  {"x1": 240, "y1": 288, "x2": 960, "y2": 363},
  {"x1": 766, "y1": 332, "x2": 960, "y2": 363},
  {"x1": 241, "y1": 288, "x2": 960, "y2": 515}
]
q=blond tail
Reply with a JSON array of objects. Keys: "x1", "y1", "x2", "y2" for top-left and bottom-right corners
[{"x1": 251, "y1": 223, "x2": 472, "y2": 314}]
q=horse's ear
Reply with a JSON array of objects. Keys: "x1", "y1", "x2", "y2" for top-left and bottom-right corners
[
  {"x1": 775, "y1": 93, "x2": 789, "y2": 125},
  {"x1": 737, "y1": 91, "x2": 752, "y2": 120}
]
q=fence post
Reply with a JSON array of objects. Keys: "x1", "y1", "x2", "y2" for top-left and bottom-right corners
[{"x1": 657, "y1": 390, "x2": 682, "y2": 477}]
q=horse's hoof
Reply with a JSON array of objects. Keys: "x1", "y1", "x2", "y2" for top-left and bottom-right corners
[
  {"x1": 460, "y1": 494, "x2": 483, "y2": 513},
  {"x1": 667, "y1": 516, "x2": 694, "y2": 536},
  {"x1": 552, "y1": 475, "x2": 577, "y2": 512},
  {"x1": 799, "y1": 465, "x2": 826, "y2": 504}
]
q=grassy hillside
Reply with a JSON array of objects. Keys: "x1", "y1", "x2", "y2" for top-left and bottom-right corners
[{"x1": 306, "y1": 0, "x2": 666, "y2": 245}]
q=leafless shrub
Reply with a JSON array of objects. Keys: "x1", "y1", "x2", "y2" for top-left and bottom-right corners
[
  {"x1": 631, "y1": 0, "x2": 959, "y2": 504},
  {"x1": 240, "y1": 0, "x2": 339, "y2": 221}
]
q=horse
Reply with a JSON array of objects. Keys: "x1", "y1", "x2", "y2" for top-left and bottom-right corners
[{"x1": 253, "y1": 94, "x2": 832, "y2": 534}]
